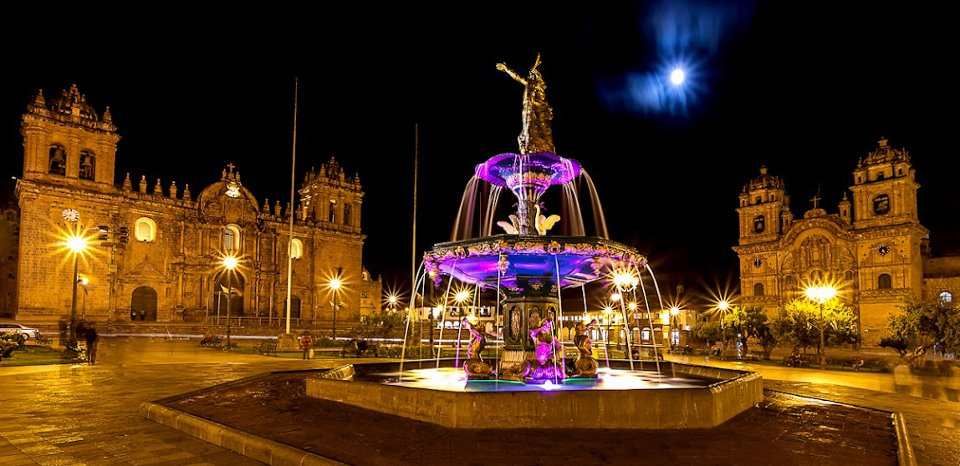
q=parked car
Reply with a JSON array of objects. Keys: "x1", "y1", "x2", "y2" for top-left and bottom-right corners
[{"x1": 0, "y1": 322, "x2": 41, "y2": 342}]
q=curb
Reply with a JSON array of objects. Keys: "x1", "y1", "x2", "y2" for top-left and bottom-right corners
[
  {"x1": 893, "y1": 412, "x2": 917, "y2": 466},
  {"x1": 140, "y1": 401, "x2": 345, "y2": 466}
]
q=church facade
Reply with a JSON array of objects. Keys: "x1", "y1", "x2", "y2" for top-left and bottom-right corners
[
  {"x1": 12, "y1": 85, "x2": 380, "y2": 326},
  {"x1": 734, "y1": 138, "x2": 960, "y2": 345}
]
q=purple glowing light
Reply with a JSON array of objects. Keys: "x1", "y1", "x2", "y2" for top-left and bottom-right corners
[{"x1": 474, "y1": 152, "x2": 581, "y2": 192}]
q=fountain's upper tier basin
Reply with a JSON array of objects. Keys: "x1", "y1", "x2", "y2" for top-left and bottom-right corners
[
  {"x1": 474, "y1": 152, "x2": 580, "y2": 193},
  {"x1": 424, "y1": 234, "x2": 645, "y2": 289}
]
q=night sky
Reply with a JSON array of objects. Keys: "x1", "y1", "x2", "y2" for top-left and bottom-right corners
[{"x1": 2, "y1": 3, "x2": 957, "y2": 301}]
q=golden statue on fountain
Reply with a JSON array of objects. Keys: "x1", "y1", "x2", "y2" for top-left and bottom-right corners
[{"x1": 496, "y1": 53, "x2": 556, "y2": 154}]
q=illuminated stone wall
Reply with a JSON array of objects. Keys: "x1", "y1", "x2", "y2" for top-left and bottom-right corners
[
  {"x1": 13, "y1": 85, "x2": 372, "y2": 327},
  {"x1": 734, "y1": 139, "x2": 957, "y2": 345}
]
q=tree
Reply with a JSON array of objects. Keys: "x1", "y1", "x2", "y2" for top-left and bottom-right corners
[
  {"x1": 883, "y1": 299, "x2": 960, "y2": 363},
  {"x1": 720, "y1": 306, "x2": 772, "y2": 357},
  {"x1": 773, "y1": 298, "x2": 858, "y2": 354},
  {"x1": 692, "y1": 319, "x2": 721, "y2": 349}
]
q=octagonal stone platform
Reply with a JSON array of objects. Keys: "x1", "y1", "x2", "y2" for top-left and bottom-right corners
[{"x1": 306, "y1": 361, "x2": 763, "y2": 429}]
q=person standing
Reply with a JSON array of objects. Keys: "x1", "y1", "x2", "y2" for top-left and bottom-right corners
[
  {"x1": 299, "y1": 332, "x2": 313, "y2": 360},
  {"x1": 85, "y1": 324, "x2": 99, "y2": 365}
]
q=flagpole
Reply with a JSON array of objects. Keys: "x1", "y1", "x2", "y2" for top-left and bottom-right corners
[{"x1": 285, "y1": 77, "x2": 299, "y2": 335}]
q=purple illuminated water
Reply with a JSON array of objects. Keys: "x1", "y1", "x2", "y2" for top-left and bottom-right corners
[{"x1": 377, "y1": 367, "x2": 711, "y2": 392}]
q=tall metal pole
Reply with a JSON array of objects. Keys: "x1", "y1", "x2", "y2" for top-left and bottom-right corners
[
  {"x1": 226, "y1": 273, "x2": 233, "y2": 348},
  {"x1": 285, "y1": 77, "x2": 299, "y2": 335},
  {"x1": 819, "y1": 301, "x2": 826, "y2": 367},
  {"x1": 69, "y1": 254, "x2": 79, "y2": 345},
  {"x1": 410, "y1": 123, "x2": 420, "y2": 362}
]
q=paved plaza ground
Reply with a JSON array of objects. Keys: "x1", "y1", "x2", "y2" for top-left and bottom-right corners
[{"x1": 0, "y1": 338, "x2": 958, "y2": 465}]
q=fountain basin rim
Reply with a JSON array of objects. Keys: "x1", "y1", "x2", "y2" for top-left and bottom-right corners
[
  {"x1": 424, "y1": 235, "x2": 646, "y2": 289},
  {"x1": 474, "y1": 151, "x2": 582, "y2": 189}
]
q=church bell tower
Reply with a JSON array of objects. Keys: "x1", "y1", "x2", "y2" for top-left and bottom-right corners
[
  {"x1": 850, "y1": 138, "x2": 919, "y2": 229},
  {"x1": 737, "y1": 165, "x2": 789, "y2": 245},
  {"x1": 20, "y1": 84, "x2": 119, "y2": 190}
]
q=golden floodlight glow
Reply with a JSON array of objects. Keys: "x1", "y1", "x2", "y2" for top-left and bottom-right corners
[
  {"x1": 65, "y1": 234, "x2": 88, "y2": 254},
  {"x1": 454, "y1": 290, "x2": 471, "y2": 304},
  {"x1": 627, "y1": 301, "x2": 638, "y2": 311},
  {"x1": 610, "y1": 268, "x2": 640, "y2": 291},
  {"x1": 221, "y1": 254, "x2": 239, "y2": 271},
  {"x1": 387, "y1": 294, "x2": 399, "y2": 305},
  {"x1": 804, "y1": 285, "x2": 837, "y2": 304},
  {"x1": 716, "y1": 299, "x2": 730, "y2": 312},
  {"x1": 670, "y1": 305, "x2": 681, "y2": 316},
  {"x1": 329, "y1": 276, "x2": 343, "y2": 291},
  {"x1": 610, "y1": 292, "x2": 622, "y2": 302}
]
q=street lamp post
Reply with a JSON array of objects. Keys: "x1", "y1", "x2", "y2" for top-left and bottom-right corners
[
  {"x1": 221, "y1": 254, "x2": 239, "y2": 348},
  {"x1": 669, "y1": 305, "x2": 681, "y2": 350},
  {"x1": 716, "y1": 299, "x2": 730, "y2": 356},
  {"x1": 805, "y1": 285, "x2": 837, "y2": 368},
  {"x1": 328, "y1": 267, "x2": 343, "y2": 340},
  {"x1": 65, "y1": 232, "x2": 88, "y2": 346}
]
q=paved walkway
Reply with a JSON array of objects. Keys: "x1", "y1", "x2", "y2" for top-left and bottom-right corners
[
  {"x1": 1, "y1": 340, "x2": 956, "y2": 465},
  {"x1": 0, "y1": 338, "x2": 367, "y2": 465},
  {"x1": 667, "y1": 354, "x2": 960, "y2": 465},
  {"x1": 767, "y1": 381, "x2": 960, "y2": 466},
  {"x1": 666, "y1": 354, "x2": 960, "y2": 402}
]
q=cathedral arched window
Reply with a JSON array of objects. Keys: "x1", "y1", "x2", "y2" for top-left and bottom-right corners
[
  {"x1": 873, "y1": 194, "x2": 891, "y2": 215},
  {"x1": 753, "y1": 215, "x2": 765, "y2": 233},
  {"x1": 48, "y1": 144, "x2": 67, "y2": 176},
  {"x1": 289, "y1": 238, "x2": 303, "y2": 259},
  {"x1": 754, "y1": 283, "x2": 764, "y2": 296},
  {"x1": 939, "y1": 290, "x2": 953, "y2": 307},
  {"x1": 328, "y1": 199, "x2": 337, "y2": 223},
  {"x1": 876, "y1": 172, "x2": 885, "y2": 181},
  {"x1": 877, "y1": 273, "x2": 892, "y2": 290},
  {"x1": 79, "y1": 150, "x2": 96, "y2": 180},
  {"x1": 134, "y1": 217, "x2": 157, "y2": 242},
  {"x1": 223, "y1": 224, "x2": 241, "y2": 254},
  {"x1": 343, "y1": 204, "x2": 352, "y2": 226}
]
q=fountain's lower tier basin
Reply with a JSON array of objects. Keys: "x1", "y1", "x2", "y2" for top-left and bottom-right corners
[{"x1": 306, "y1": 361, "x2": 763, "y2": 429}]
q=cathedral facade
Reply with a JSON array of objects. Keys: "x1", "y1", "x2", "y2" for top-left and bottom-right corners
[
  {"x1": 12, "y1": 85, "x2": 380, "y2": 326},
  {"x1": 734, "y1": 138, "x2": 960, "y2": 345}
]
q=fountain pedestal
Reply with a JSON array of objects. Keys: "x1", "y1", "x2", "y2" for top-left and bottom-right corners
[{"x1": 497, "y1": 293, "x2": 565, "y2": 382}]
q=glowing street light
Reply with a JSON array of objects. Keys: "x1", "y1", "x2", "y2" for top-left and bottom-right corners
[
  {"x1": 326, "y1": 267, "x2": 344, "y2": 340},
  {"x1": 611, "y1": 269, "x2": 640, "y2": 291},
  {"x1": 220, "y1": 253, "x2": 240, "y2": 348},
  {"x1": 385, "y1": 292, "x2": 400, "y2": 310},
  {"x1": 61, "y1": 226, "x2": 91, "y2": 346},
  {"x1": 804, "y1": 284, "x2": 838, "y2": 368},
  {"x1": 669, "y1": 67, "x2": 686, "y2": 86},
  {"x1": 610, "y1": 292, "x2": 622, "y2": 302},
  {"x1": 453, "y1": 287, "x2": 472, "y2": 306}
]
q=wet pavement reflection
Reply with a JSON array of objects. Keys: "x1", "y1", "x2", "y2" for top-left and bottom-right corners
[{"x1": 0, "y1": 338, "x2": 360, "y2": 465}]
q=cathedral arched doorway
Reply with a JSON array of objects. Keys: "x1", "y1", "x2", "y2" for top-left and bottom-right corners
[
  {"x1": 213, "y1": 272, "x2": 245, "y2": 317},
  {"x1": 131, "y1": 286, "x2": 158, "y2": 321}
]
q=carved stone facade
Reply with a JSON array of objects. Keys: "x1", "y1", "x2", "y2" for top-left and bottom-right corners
[
  {"x1": 734, "y1": 138, "x2": 959, "y2": 345},
  {"x1": 12, "y1": 85, "x2": 380, "y2": 325}
]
